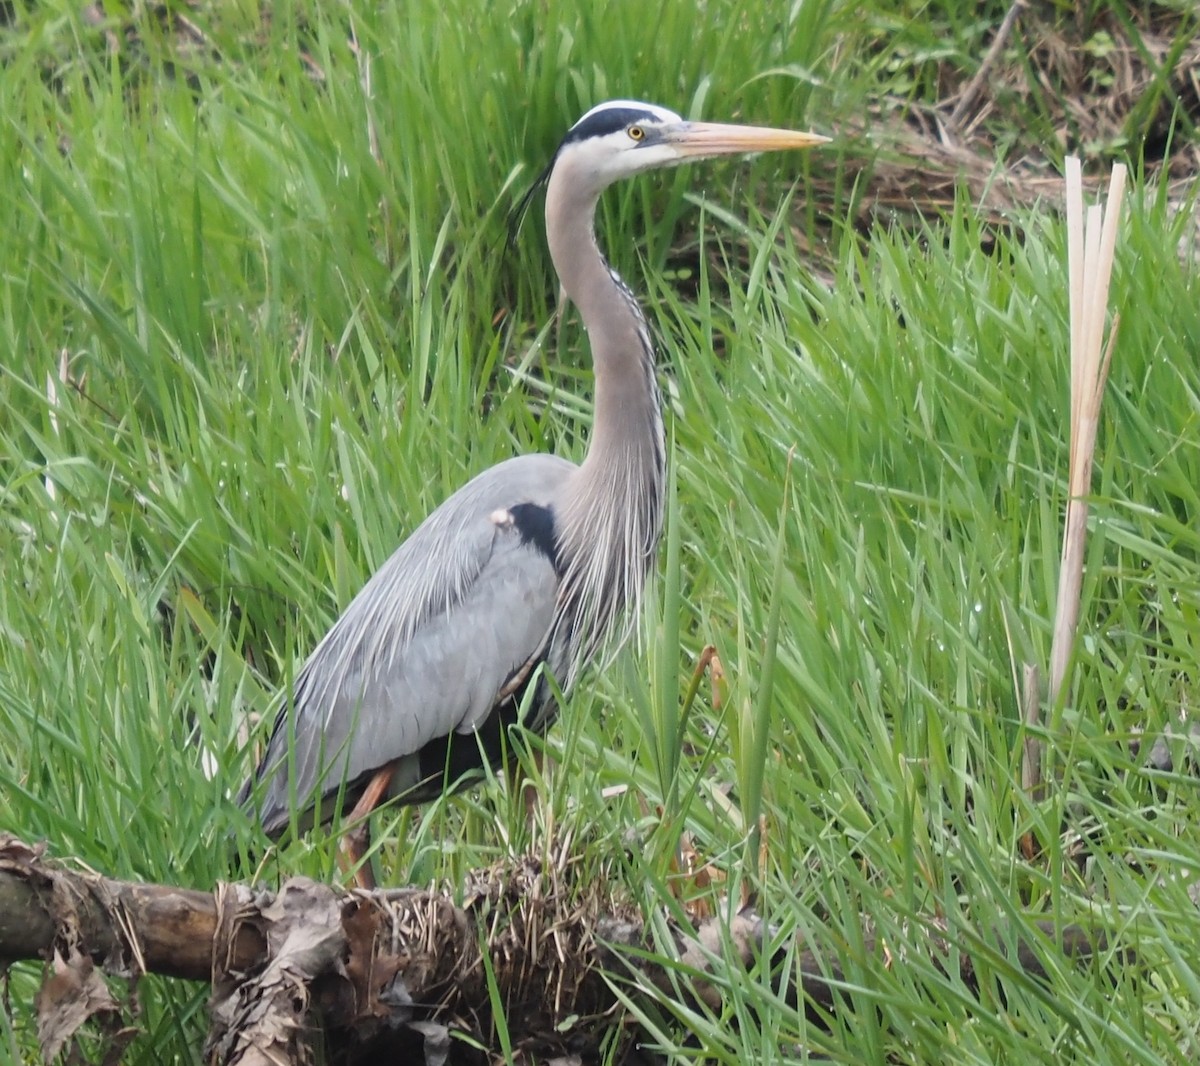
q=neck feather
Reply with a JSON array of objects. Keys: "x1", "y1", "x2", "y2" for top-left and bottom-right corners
[{"x1": 543, "y1": 161, "x2": 666, "y2": 683}]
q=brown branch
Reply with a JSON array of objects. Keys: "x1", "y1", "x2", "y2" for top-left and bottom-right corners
[
  {"x1": 0, "y1": 837, "x2": 1122, "y2": 1064},
  {"x1": 0, "y1": 844, "x2": 264, "y2": 980}
]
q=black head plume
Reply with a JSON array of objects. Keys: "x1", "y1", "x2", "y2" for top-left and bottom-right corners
[{"x1": 506, "y1": 153, "x2": 556, "y2": 252}]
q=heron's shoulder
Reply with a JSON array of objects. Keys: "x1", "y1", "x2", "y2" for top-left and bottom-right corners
[
  {"x1": 322, "y1": 454, "x2": 573, "y2": 637},
  {"x1": 453, "y1": 453, "x2": 576, "y2": 506}
]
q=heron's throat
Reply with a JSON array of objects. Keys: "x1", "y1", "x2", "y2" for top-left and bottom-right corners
[
  {"x1": 544, "y1": 178, "x2": 666, "y2": 686},
  {"x1": 553, "y1": 367, "x2": 665, "y2": 686}
]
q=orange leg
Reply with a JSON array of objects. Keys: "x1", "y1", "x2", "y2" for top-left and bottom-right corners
[{"x1": 339, "y1": 760, "x2": 397, "y2": 891}]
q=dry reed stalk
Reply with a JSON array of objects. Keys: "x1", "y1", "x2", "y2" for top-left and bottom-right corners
[
  {"x1": 1022, "y1": 158, "x2": 1124, "y2": 838},
  {"x1": 1049, "y1": 157, "x2": 1125, "y2": 705}
]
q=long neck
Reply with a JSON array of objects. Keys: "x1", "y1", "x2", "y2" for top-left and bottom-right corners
[{"x1": 544, "y1": 167, "x2": 666, "y2": 682}]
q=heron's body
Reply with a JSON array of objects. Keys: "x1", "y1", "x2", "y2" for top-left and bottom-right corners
[
  {"x1": 252, "y1": 454, "x2": 574, "y2": 834},
  {"x1": 239, "y1": 101, "x2": 825, "y2": 860}
]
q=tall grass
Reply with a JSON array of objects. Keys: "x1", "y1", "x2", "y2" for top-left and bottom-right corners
[{"x1": 2, "y1": 0, "x2": 1199, "y2": 1062}]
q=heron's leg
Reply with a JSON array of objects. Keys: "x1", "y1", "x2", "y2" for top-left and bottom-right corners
[{"x1": 339, "y1": 760, "x2": 398, "y2": 891}]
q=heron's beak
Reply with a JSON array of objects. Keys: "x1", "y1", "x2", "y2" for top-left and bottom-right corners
[{"x1": 663, "y1": 121, "x2": 829, "y2": 160}]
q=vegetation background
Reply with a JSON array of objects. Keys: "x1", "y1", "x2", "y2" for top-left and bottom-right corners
[{"x1": 1, "y1": 0, "x2": 1198, "y2": 1061}]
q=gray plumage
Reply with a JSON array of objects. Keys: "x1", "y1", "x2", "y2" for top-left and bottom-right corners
[
  {"x1": 248, "y1": 455, "x2": 573, "y2": 833},
  {"x1": 238, "y1": 100, "x2": 826, "y2": 840}
]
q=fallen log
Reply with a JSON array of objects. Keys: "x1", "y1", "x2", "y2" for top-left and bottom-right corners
[{"x1": 0, "y1": 836, "x2": 1120, "y2": 1064}]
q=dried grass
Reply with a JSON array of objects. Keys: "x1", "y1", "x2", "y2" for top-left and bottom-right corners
[{"x1": 830, "y1": 4, "x2": 1198, "y2": 232}]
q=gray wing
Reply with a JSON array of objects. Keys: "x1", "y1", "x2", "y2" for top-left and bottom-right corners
[{"x1": 244, "y1": 453, "x2": 575, "y2": 834}]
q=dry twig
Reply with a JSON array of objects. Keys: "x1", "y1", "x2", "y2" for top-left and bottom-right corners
[{"x1": 948, "y1": 0, "x2": 1027, "y2": 131}]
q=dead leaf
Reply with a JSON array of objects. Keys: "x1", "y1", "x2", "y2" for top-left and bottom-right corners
[
  {"x1": 408, "y1": 1020, "x2": 450, "y2": 1066},
  {"x1": 206, "y1": 878, "x2": 349, "y2": 1066},
  {"x1": 35, "y1": 949, "x2": 123, "y2": 1063},
  {"x1": 0, "y1": 835, "x2": 47, "y2": 867}
]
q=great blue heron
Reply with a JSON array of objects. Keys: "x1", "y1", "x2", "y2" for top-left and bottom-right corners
[{"x1": 238, "y1": 100, "x2": 826, "y2": 883}]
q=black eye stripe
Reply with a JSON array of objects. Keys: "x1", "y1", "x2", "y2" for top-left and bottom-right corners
[{"x1": 560, "y1": 107, "x2": 662, "y2": 146}]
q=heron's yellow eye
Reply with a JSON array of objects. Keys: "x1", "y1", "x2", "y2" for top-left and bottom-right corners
[{"x1": 627, "y1": 125, "x2": 645, "y2": 142}]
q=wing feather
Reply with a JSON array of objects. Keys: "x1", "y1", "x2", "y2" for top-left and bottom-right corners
[{"x1": 243, "y1": 453, "x2": 575, "y2": 833}]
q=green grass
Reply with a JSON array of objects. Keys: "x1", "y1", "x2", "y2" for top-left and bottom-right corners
[{"x1": 2, "y1": 0, "x2": 1200, "y2": 1062}]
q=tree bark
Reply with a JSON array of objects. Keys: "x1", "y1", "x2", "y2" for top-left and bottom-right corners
[{"x1": 0, "y1": 851, "x2": 264, "y2": 980}]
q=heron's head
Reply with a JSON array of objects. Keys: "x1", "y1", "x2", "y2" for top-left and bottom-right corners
[{"x1": 547, "y1": 99, "x2": 829, "y2": 201}]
